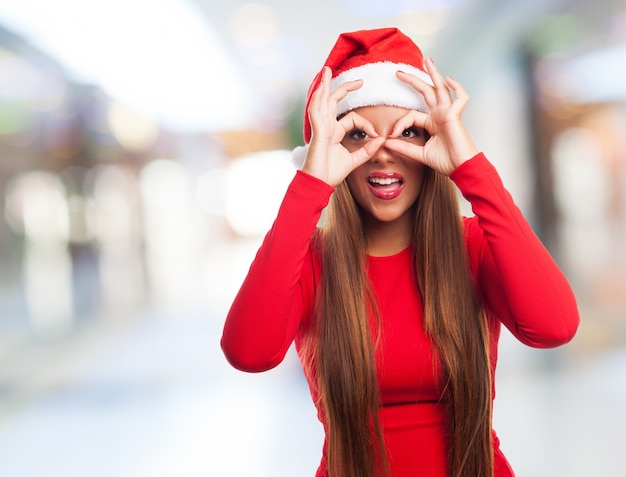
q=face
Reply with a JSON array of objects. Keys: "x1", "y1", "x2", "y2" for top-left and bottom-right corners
[{"x1": 343, "y1": 105, "x2": 427, "y2": 231}]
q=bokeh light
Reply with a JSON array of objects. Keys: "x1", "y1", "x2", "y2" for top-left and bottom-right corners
[{"x1": 225, "y1": 150, "x2": 295, "y2": 238}]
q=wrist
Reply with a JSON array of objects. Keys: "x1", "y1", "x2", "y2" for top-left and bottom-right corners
[
  {"x1": 442, "y1": 122, "x2": 479, "y2": 169},
  {"x1": 449, "y1": 135, "x2": 479, "y2": 169},
  {"x1": 302, "y1": 140, "x2": 345, "y2": 186},
  {"x1": 452, "y1": 147, "x2": 479, "y2": 168},
  {"x1": 449, "y1": 151, "x2": 484, "y2": 177}
]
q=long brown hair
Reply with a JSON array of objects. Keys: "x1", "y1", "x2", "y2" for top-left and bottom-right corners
[{"x1": 311, "y1": 167, "x2": 493, "y2": 477}]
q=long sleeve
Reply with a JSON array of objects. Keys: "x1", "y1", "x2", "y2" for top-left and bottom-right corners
[
  {"x1": 221, "y1": 170, "x2": 334, "y2": 372},
  {"x1": 451, "y1": 153, "x2": 579, "y2": 348}
]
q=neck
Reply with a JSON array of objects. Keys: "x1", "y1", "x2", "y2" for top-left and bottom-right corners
[{"x1": 362, "y1": 211, "x2": 413, "y2": 257}]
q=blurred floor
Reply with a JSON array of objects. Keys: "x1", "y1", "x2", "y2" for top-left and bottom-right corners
[
  {"x1": 0, "y1": 304, "x2": 324, "y2": 477},
  {"x1": 0, "y1": 302, "x2": 624, "y2": 477},
  {"x1": 494, "y1": 332, "x2": 626, "y2": 476}
]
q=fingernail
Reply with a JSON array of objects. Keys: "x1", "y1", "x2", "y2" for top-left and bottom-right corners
[
  {"x1": 428, "y1": 57, "x2": 435, "y2": 64},
  {"x1": 389, "y1": 129, "x2": 395, "y2": 136}
]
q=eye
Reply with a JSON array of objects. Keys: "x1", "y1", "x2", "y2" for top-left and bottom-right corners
[
  {"x1": 401, "y1": 127, "x2": 423, "y2": 138},
  {"x1": 347, "y1": 129, "x2": 369, "y2": 141}
]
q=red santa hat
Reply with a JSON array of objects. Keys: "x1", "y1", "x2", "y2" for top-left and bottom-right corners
[{"x1": 301, "y1": 27, "x2": 432, "y2": 144}]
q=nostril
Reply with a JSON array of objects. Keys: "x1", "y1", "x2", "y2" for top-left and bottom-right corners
[{"x1": 372, "y1": 148, "x2": 395, "y2": 164}]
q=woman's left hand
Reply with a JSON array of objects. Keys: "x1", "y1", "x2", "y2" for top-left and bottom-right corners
[{"x1": 384, "y1": 57, "x2": 478, "y2": 176}]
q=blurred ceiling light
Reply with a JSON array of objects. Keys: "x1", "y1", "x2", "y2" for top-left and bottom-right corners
[
  {"x1": 229, "y1": 3, "x2": 280, "y2": 47},
  {"x1": 339, "y1": 0, "x2": 466, "y2": 17},
  {"x1": 0, "y1": 0, "x2": 256, "y2": 132},
  {"x1": 108, "y1": 101, "x2": 159, "y2": 153}
]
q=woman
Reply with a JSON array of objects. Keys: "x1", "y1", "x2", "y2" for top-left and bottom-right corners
[{"x1": 221, "y1": 27, "x2": 579, "y2": 477}]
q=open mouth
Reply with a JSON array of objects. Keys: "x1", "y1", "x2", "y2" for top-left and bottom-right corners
[{"x1": 367, "y1": 173, "x2": 404, "y2": 199}]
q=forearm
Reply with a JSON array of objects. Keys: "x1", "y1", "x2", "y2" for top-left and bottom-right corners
[
  {"x1": 452, "y1": 154, "x2": 579, "y2": 347},
  {"x1": 221, "y1": 171, "x2": 333, "y2": 371}
]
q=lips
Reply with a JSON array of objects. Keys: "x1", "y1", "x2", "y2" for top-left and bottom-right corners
[{"x1": 367, "y1": 172, "x2": 404, "y2": 199}]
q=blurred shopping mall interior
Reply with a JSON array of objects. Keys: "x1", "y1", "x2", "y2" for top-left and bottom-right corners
[{"x1": 0, "y1": 0, "x2": 625, "y2": 476}]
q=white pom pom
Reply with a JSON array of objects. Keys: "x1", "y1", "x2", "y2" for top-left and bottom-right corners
[{"x1": 291, "y1": 145, "x2": 309, "y2": 170}]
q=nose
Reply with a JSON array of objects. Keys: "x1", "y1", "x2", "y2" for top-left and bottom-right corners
[{"x1": 371, "y1": 142, "x2": 395, "y2": 165}]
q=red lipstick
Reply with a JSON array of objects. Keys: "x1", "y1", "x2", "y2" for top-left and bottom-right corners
[{"x1": 367, "y1": 172, "x2": 404, "y2": 199}]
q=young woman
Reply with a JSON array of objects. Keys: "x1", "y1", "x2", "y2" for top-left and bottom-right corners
[{"x1": 221, "y1": 27, "x2": 579, "y2": 477}]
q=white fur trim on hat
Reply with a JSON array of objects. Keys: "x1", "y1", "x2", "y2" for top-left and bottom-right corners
[
  {"x1": 330, "y1": 61, "x2": 433, "y2": 118},
  {"x1": 291, "y1": 144, "x2": 308, "y2": 170}
]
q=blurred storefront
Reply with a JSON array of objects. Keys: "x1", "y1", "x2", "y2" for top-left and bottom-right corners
[{"x1": 525, "y1": 0, "x2": 626, "y2": 350}]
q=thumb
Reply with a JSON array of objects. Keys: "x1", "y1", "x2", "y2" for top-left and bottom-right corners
[
  {"x1": 350, "y1": 136, "x2": 385, "y2": 167},
  {"x1": 384, "y1": 138, "x2": 425, "y2": 163}
]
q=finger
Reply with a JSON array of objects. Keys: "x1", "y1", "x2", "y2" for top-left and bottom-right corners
[
  {"x1": 396, "y1": 71, "x2": 437, "y2": 109},
  {"x1": 311, "y1": 71, "x2": 363, "y2": 124},
  {"x1": 384, "y1": 138, "x2": 425, "y2": 162},
  {"x1": 388, "y1": 110, "x2": 428, "y2": 138},
  {"x1": 445, "y1": 76, "x2": 470, "y2": 115},
  {"x1": 338, "y1": 111, "x2": 379, "y2": 138},
  {"x1": 350, "y1": 136, "x2": 386, "y2": 166},
  {"x1": 308, "y1": 67, "x2": 331, "y2": 118},
  {"x1": 309, "y1": 67, "x2": 343, "y2": 133},
  {"x1": 424, "y1": 57, "x2": 453, "y2": 105},
  {"x1": 329, "y1": 78, "x2": 364, "y2": 105}
]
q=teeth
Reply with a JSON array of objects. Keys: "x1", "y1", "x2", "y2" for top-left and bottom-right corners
[{"x1": 369, "y1": 177, "x2": 400, "y2": 185}]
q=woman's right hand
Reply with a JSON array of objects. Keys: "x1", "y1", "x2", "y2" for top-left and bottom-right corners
[{"x1": 303, "y1": 67, "x2": 386, "y2": 187}]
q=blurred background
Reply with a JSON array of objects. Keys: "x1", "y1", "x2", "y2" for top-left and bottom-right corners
[{"x1": 0, "y1": 0, "x2": 624, "y2": 475}]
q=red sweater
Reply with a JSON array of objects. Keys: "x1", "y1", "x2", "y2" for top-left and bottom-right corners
[{"x1": 221, "y1": 153, "x2": 579, "y2": 476}]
